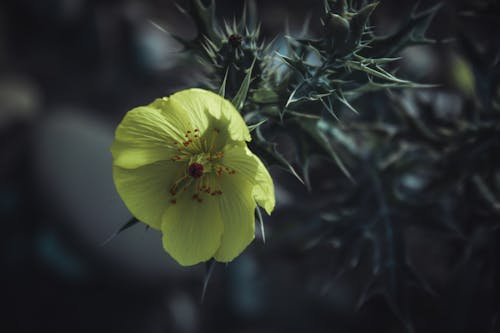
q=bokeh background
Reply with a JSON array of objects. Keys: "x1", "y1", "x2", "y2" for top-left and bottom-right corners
[{"x1": 1, "y1": 0, "x2": 499, "y2": 332}]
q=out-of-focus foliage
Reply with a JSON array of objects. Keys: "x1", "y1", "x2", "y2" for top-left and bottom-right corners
[
  {"x1": 156, "y1": 0, "x2": 500, "y2": 330},
  {"x1": 171, "y1": 0, "x2": 440, "y2": 182}
]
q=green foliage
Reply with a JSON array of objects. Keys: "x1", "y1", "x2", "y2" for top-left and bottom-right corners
[
  {"x1": 174, "y1": 0, "x2": 268, "y2": 98},
  {"x1": 174, "y1": 0, "x2": 437, "y2": 180},
  {"x1": 157, "y1": 0, "x2": 500, "y2": 330}
]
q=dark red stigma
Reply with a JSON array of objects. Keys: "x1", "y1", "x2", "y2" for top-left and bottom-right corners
[{"x1": 188, "y1": 163, "x2": 204, "y2": 178}]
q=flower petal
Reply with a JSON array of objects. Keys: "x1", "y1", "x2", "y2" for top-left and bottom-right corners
[
  {"x1": 223, "y1": 143, "x2": 275, "y2": 215},
  {"x1": 214, "y1": 174, "x2": 256, "y2": 262},
  {"x1": 113, "y1": 160, "x2": 183, "y2": 229},
  {"x1": 161, "y1": 186, "x2": 223, "y2": 266},
  {"x1": 111, "y1": 98, "x2": 191, "y2": 169},
  {"x1": 169, "y1": 89, "x2": 251, "y2": 143}
]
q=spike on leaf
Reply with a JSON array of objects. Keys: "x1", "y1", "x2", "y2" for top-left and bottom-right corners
[
  {"x1": 201, "y1": 259, "x2": 216, "y2": 303},
  {"x1": 232, "y1": 58, "x2": 256, "y2": 110},
  {"x1": 256, "y1": 206, "x2": 266, "y2": 243},
  {"x1": 101, "y1": 217, "x2": 140, "y2": 246}
]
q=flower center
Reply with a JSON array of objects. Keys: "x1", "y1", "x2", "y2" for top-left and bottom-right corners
[
  {"x1": 228, "y1": 34, "x2": 242, "y2": 47},
  {"x1": 188, "y1": 163, "x2": 204, "y2": 178},
  {"x1": 167, "y1": 127, "x2": 237, "y2": 205}
]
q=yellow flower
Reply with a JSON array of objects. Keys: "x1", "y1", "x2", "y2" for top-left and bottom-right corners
[{"x1": 111, "y1": 88, "x2": 275, "y2": 266}]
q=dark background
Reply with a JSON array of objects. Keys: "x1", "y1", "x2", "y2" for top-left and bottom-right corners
[{"x1": 1, "y1": 0, "x2": 498, "y2": 332}]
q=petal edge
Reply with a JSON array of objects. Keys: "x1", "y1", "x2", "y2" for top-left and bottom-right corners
[
  {"x1": 214, "y1": 174, "x2": 256, "y2": 262},
  {"x1": 161, "y1": 186, "x2": 224, "y2": 266}
]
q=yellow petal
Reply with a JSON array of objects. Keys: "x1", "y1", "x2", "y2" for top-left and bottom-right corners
[
  {"x1": 214, "y1": 174, "x2": 256, "y2": 262},
  {"x1": 223, "y1": 143, "x2": 275, "y2": 215},
  {"x1": 113, "y1": 160, "x2": 183, "y2": 229},
  {"x1": 169, "y1": 89, "x2": 251, "y2": 143},
  {"x1": 111, "y1": 98, "x2": 190, "y2": 169},
  {"x1": 161, "y1": 186, "x2": 223, "y2": 266}
]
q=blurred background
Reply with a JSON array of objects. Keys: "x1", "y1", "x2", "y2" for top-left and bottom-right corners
[{"x1": 1, "y1": 0, "x2": 499, "y2": 332}]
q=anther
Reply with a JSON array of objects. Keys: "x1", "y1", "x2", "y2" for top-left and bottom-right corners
[
  {"x1": 169, "y1": 187, "x2": 177, "y2": 196},
  {"x1": 192, "y1": 194, "x2": 203, "y2": 203}
]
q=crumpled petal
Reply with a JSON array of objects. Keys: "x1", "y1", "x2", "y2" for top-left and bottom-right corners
[
  {"x1": 169, "y1": 89, "x2": 251, "y2": 144},
  {"x1": 222, "y1": 143, "x2": 275, "y2": 214},
  {"x1": 213, "y1": 174, "x2": 256, "y2": 262},
  {"x1": 111, "y1": 99, "x2": 191, "y2": 169},
  {"x1": 161, "y1": 186, "x2": 224, "y2": 266},
  {"x1": 113, "y1": 160, "x2": 183, "y2": 229}
]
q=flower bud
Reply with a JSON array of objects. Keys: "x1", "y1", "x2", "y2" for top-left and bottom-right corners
[{"x1": 325, "y1": 13, "x2": 350, "y2": 53}]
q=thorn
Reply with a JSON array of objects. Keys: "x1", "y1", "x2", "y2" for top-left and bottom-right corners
[
  {"x1": 201, "y1": 259, "x2": 216, "y2": 303},
  {"x1": 101, "y1": 217, "x2": 139, "y2": 246}
]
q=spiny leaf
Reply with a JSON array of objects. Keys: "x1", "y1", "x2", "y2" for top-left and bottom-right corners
[
  {"x1": 248, "y1": 119, "x2": 268, "y2": 132},
  {"x1": 353, "y1": 54, "x2": 403, "y2": 65},
  {"x1": 340, "y1": 2, "x2": 379, "y2": 55},
  {"x1": 334, "y1": 89, "x2": 359, "y2": 114},
  {"x1": 101, "y1": 217, "x2": 140, "y2": 246},
  {"x1": 276, "y1": 52, "x2": 309, "y2": 77},
  {"x1": 261, "y1": 141, "x2": 304, "y2": 184},
  {"x1": 218, "y1": 67, "x2": 229, "y2": 97},
  {"x1": 252, "y1": 131, "x2": 304, "y2": 184},
  {"x1": 325, "y1": 13, "x2": 350, "y2": 46},
  {"x1": 320, "y1": 96, "x2": 342, "y2": 122},
  {"x1": 232, "y1": 58, "x2": 256, "y2": 110},
  {"x1": 343, "y1": 81, "x2": 413, "y2": 99},
  {"x1": 365, "y1": 3, "x2": 442, "y2": 58},
  {"x1": 286, "y1": 82, "x2": 309, "y2": 107},
  {"x1": 202, "y1": 35, "x2": 219, "y2": 59},
  {"x1": 286, "y1": 80, "x2": 330, "y2": 107},
  {"x1": 298, "y1": 119, "x2": 354, "y2": 182},
  {"x1": 345, "y1": 60, "x2": 413, "y2": 85}
]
